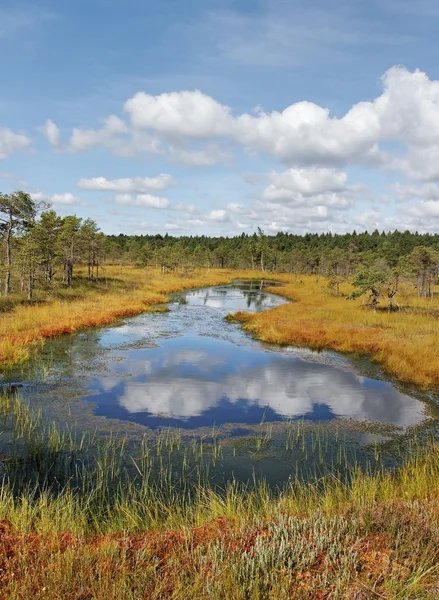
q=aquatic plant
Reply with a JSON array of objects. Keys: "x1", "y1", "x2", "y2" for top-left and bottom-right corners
[{"x1": 0, "y1": 393, "x2": 438, "y2": 597}]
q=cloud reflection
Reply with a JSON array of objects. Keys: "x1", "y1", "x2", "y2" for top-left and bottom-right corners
[{"x1": 111, "y1": 343, "x2": 424, "y2": 427}]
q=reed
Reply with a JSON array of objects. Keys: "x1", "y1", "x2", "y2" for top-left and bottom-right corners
[
  {"x1": 0, "y1": 393, "x2": 438, "y2": 597},
  {"x1": 2, "y1": 271, "x2": 439, "y2": 596}
]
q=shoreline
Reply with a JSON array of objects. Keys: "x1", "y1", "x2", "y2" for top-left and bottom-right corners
[{"x1": 2, "y1": 268, "x2": 439, "y2": 395}]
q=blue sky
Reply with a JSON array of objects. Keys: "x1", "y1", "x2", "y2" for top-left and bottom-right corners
[{"x1": 2, "y1": 0, "x2": 439, "y2": 235}]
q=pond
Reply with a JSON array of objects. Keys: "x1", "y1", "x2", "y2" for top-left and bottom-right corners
[{"x1": 2, "y1": 279, "x2": 438, "y2": 487}]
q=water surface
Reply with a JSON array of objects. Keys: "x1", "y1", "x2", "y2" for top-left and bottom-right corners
[{"x1": 6, "y1": 279, "x2": 428, "y2": 432}]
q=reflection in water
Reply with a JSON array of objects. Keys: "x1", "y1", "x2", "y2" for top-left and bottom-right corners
[
  {"x1": 87, "y1": 336, "x2": 424, "y2": 429},
  {"x1": 179, "y1": 281, "x2": 287, "y2": 313},
  {"x1": 8, "y1": 281, "x2": 427, "y2": 432}
]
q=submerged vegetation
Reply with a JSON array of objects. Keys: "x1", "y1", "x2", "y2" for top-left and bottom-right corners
[
  {"x1": 0, "y1": 393, "x2": 438, "y2": 598},
  {"x1": 2, "y1": 191, "x2": 439, "y2": 597}
]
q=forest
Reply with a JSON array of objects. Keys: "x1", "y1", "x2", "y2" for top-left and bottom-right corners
[
  {"x1": 2, "y1": 190, "x2": 439, "y2": 309},
  {"x1": 2, "y1": 190, "x2": 439, "y2": 597}
]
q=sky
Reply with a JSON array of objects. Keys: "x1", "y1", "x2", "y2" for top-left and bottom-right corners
[{"x1": 2, "y1": 0, "x2": 439, "y2": 236}]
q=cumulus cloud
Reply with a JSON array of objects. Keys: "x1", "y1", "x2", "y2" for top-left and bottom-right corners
[
  {"x1": 34, "y1": 65, "x2": 439, "y2": 234},
  {"x1": 124, "y1": 90, "x2": 233, "y2": 139},
  {"x1": 120, "y1": 88, "x2": 380, "y2": 166},
  {"x1": 41, "y1": 66, "x2": 439, "y2": 178},
  {"x1": 261, "y1": 167, "x2": 348, "y2": 204},
  {"x1": 248, "y1": 166, "x2": 354, "y2": 234},
  {"x1": 31, "y1": 192, "x2": 87, "y2": 207},
  {"x1": 0, "y1": 127, "x2": 32, "y2": 159},
  {"x1": 115, "y1": 194, "x2": 170, "y2": 209},
  {"x1": 40, "y1": 115, "x2": 162, "y2": 158},
  {"x1": 236, "y1": 102, "x2": 380, "y2": 166},
  {"x1": 77, "y1": 174, "x2": 176, "y2": 193},
  {"x1": 206, "y1": 209, "x2": 230, "y2": 222},
  {"x1": 268, "y1": 167, "x2": 347, "y2": 196}
]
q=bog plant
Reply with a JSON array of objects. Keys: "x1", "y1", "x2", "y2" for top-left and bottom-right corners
[{"x1": 0, "y1": 392, "x2": 438, "y2": 598}]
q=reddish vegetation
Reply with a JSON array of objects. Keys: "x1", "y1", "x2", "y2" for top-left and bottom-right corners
[{"x1": 0, "y1": 504, "x2": 438, "y2": 599}]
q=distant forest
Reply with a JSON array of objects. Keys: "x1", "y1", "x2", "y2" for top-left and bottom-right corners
[
  {"x1": 2, "y1": 191, "x2": 439, "y2": 305},
  {"x1": 108, "y1": 228, "x2": 439, "y2": 273}
]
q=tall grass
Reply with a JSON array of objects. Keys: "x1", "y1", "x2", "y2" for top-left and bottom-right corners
[
  {"x1": 0, "y1": 393, "x2": 438, "y2": 597},
  {"x1": 3, "y1": 267, "x2": 439, "y2": 390},
  {"x1": 2, "y1": 271, "x2": 439, "y2": 596},
  {"x1": 0, "y1": 267, "x2": 261, "y2": 366},
  {"x1": 232, "y1": 274, "x2": 439, "y2": 388}
]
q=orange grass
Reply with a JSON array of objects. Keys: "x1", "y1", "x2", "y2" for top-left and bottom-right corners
[
  {"x1": 234, "y1": 274, "x2": 439, "y2": 389},
  {"x1": 0, "y1": 497, "x2": 438, "y2": 599},
  {"x1": 3, "y1": 268, "x2": 439, "y2": 390},
  {"x1": 0, "y1": 267, "x2": 261, "y2": 367}
]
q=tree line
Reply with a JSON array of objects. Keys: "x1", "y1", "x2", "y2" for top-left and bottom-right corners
[
  {"x1": 0, "y1": 191, "x2": 105, "y2": 300},
  {"x1": 2, "y1": 190, "x2": 439, "y2": 309}
]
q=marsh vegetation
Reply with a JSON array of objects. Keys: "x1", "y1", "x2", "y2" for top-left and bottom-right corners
[{"x1": 2, "y1": 192, "x2": 439, "y2": 596}]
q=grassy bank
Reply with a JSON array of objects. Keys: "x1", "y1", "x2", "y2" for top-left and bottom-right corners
[
  {"x1": 1, "y1": 477, "x2": 439, "y2": 598},
  {"x1": 2, "y1": 269, "x2": 439, "y2": 597},
  {"x1": 0, "y1": 394, "x2": 438, "y2": 598},
  {"x1": 0, "y1": 267, "x2": 256, "y2": 367},
  {"x1": 3, "y1": 267, "x2": 439, "y2": 390},
  {"x1": 231, "y1": 274, "x2": 439, "y2": 389}
]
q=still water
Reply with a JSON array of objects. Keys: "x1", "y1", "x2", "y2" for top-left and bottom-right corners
[{"x1": 8, "y1": 280, "x2": 428, "y2": 432}]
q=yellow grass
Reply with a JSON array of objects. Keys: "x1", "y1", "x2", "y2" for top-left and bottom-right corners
[
  {"x1": 0, "y1": 267, "x2": 257, "y2": 367},
  {"x1": 2, "y1": 268, "x2": 439, "y2": 390},
  {"x1": 234, "y1": 274, "x2": 439, "y2": 389}
]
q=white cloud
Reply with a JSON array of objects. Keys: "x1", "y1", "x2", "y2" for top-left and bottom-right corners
[
  {"x1": 0, "y1": 127, "x2": 32, "y2": 159},
  {"x1": 262, "y1": 167, "x2": 348, "y2": 203},
  {"x1": 51, "y1": 193, "x2": 85, "y2": 206},
  {"x1": 66, "y1": 116, "x2": 129, "y2": 153},
  {"x1": 31, "y1": 192, "x2": 87, "y2": 207},
  {"x1": 389, "y1": 182, "x2": 439, "y2": 202},
  {"x1": 37, "y1": 65, "x2": 439, "y2": 235},
  {"x1": 77, "y1": 174, "x2": 176, "y2": 193},
  {"x1": 252, "y1": 167, "x2": 354, "y2": 232},
  {"x1": 40, "y1": 115, "x2": 162, "y2": 158},
  {"x1": 38, "y1": 119, "x2": 60, "y2": 147},
  {"x1": 115, "y1": 194, "x2": 170, "y2": 209},
  {"x1": 169, "y1": 144, "x2": 232, "y2": 167},
  {"x1": 124, "y1": 90, "x2": 233, "y2": 139},
  {"x1": 372, "y1": 67, "x2": 439, "y2": 181},
  {"x1": 206, "y1": 209, "x2": 230, "y2": 222},
  {"x1": 164, "y1": 222, "x2": 183, "y2": 231},
  {"x1": 227, "y1": 202, "x2": 246, "y2": 214},
  {"x1": 416, "y1": 201, "x2": 439, "y2": 217},
  {"x1": 235, "y1": 101, "x2": 380, "y2": 166},
  {"x1": 120, "y1": 88, "x2": 380, "y2": 167},
  {"x1": 174, "y1": 202, "x2": 199, "y2": 213}
]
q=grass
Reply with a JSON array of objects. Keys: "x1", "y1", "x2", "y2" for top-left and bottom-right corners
[
  {"x1": 2, "y1": 268, "x2": 439, "y2": 596},
  {"x1": 0, "y1": 394, "x2": 438, "y2": 597},
  {"x1": 3, "y1": 267, "x2": 439, "y2": 390},
  {"x1": 230, "y1": 274, "x2": 439, "y2": 389},
  {"x1": 0, "y1": 266, "x2": 259, "y2": 367}
]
